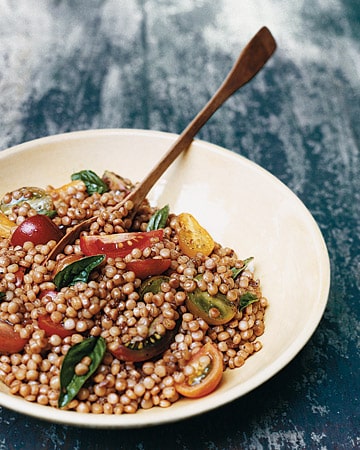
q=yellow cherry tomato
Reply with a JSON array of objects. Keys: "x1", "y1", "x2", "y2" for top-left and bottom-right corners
[
  {"x1": 0, "y1": 212, "x2": 16, "y2": 238},
  {"x1": 51, "y1": 179, "x2": 85, "y2": 196},
  {"x1": 177, "y1": 213, "x2": 215, "y2": 258}
]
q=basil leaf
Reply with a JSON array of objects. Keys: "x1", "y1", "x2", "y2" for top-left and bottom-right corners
[
  {"x1": 231, "y1": 257, "x2": 254, "y2": 279},
  {"x1": 147, "y1": 204, "x2": 170, "y2": 231},
  {"x1": 58, "y1": 336, "x2": 106, "y2": 408},
  {"x1": 0, "y1": 292, "x2": 5, "y2": 301},
  {"x1": 71, "y1": 170, "x2": 109, "y2": 195},
  {"x1": 54, "y1": 254, "x2": 105, "y2": 289},
  {"x1": 238, "y1": 292, "x2": 258, "y2": 311}
]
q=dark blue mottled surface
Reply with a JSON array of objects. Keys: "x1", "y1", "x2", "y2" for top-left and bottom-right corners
[{"x1": 0, "y1": 1, "x2": 359, "y2": 448}]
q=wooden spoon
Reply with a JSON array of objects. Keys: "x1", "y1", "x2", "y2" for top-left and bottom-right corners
[{"x1": 46, "y1": 26, "x2": 276, "y2": 262}]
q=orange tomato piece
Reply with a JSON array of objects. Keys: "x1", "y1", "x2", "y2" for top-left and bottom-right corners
[
  {"x1": 175, "y1": 342, "x2": 223, "y2": 398},
  {"x1": 0, "y1": 212, "x2": 16, "y2": 238}
]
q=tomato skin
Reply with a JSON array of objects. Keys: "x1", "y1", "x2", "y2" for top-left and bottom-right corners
[
  {"x1": 110, "y1": 310, "x2": 179, "y2": 362},
  {"x1": 39, "y1": 289, "x2": 58, "y2": 301},
  {"x1": 38, "y1": 292, "x2": 75, "y2": 338},
  {"x1": 0, "y1": 211, "x2": 16, "y2": 238},
  {"x1": 109, "y1": 322, "x2": 178, "y2": 362},
  {"x1": 15, "y1": 267, "x2": 26, "y2": 287},
  {"x1": 0, "y1": 321, "x2": 28, "y2": 353},
  {"x1": 52, "y1": 254, "x2": 83, "y2": 277},
  {"x1": 186, "y1": 276, "x2": 237, "y2": 325},
  {"x1": 109, "y1": 341, "x2": 163, "y2": 363},
  {"x1": 38, "y1": 314, "x2": 75, "y2": 338},
  {"x1": 175, "y1": 342, "x2": 223, "y2": 398},
  {"x1": 10, "y1": 215, "x2": 63, "y2": 247},
  {"x1": 177, "y1": 213, "x2": 214, "y2": 258},
  {"x1": 126, "y1": 258, "x2": 171, "y2": 279},
  {"x1": 80, "y1": 230, "x2": 164, "y2": 259}
]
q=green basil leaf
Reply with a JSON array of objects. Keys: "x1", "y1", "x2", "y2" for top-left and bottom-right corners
[
  {"x1": 0, "y1": 292, "x2": 5, "y2": 301},
  {"x1": 71, "y1": 170, "x2": 109, "y2": 195},
  {"x1": 58, "y1": 336, "x2": 106, "y2": 408},
  {"x1": 147, "y1": 204, "x2": 170, "y2": 231},
  {"x1": 238, "y1": 292, "x2": 258, "y2": 311},
  {"x1": 231, "y1": 257, "x2": 254, "y2": 279},
  {"x1": 54, "y1": 254, "x2": 105, "y2": 289}
]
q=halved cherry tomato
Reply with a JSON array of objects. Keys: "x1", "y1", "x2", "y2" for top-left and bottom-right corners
[
  {"x1": 51, "y1": 179, "x2": 85, "y2": 196},
  {"x1": 126, "y1": 258, "x2": 171, "y2": 279},
  {"x1": 175, "y1": 342, "x2": 223, "y2": 398},
  {"x1": 186, "y1": 276, "x2": 237, "y2": 325},
  {"x1": 0, "y1": 187, "x2": 53, "y2": 216},
  {"x1": 14, "y1": 267, "x2": 26, "y2": 287},
  {"x1": 177, "y1": 213, "x2": 214, "y2": 258},
  {"x1": 109, "y1": 279, "x2": 178, "y2": 362},
  {"x1": 0, "y1": 321, "x2": 29, "y2": 353},
  {"x1": 102, "y1": 170, "x2": 132, "y2": 194},
  {"x1": 39, "y1": 289, "x2": 58, "y2": 301},
  {"x1": 0, "y1": 211, "x2": 16, "y2": 238},
  {"x1": 80, "y1": 229, "x2": 164, "y2": 259},
  {"x1": 10, "y1": 215, "x2": 63, "y2": 247},
  {"x1": 52, "y1": 254, "x2": 83, "y2": 277},
  {"x1": 109, "y1": 321, "x2": 178, "y2": 362},
  {"x1": 38, "y1": 314, "x2": 75, "y2": 338}
]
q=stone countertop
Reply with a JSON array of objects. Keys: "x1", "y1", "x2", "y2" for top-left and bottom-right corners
[{"x1": 0, "y1": 1, "x2": 359, "y2": 449}]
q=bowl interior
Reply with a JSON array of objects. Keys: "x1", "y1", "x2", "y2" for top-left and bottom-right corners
[{"x1": 0, "y1": 129, "x2": 330, "y2": 427}]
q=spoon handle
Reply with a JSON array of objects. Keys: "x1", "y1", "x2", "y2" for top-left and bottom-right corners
[
  {"x1": 45, "y1": 27, "x2": 276, "y2": 262},
  {"x1": 128, "y1": 26, "x2": 276, "y2": 210}
]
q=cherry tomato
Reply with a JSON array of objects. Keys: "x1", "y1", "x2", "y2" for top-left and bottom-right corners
[
  {"x1": 52, "y1": 254, "x2": 83, "y2": 277},
  {"x1": 10, "y1": 215, "x2": 63, "y2": 247},
  {"x1": 51, "y1": 179, "x2": 85, "y2": 195},
  {"x1": 109, "y1": 323, "x2": 178, "y2": 362},
  {"x1": 80, "y1": 230, "x2": 164, "y2": 259},
  {"x1": 177, "y1": 213, "x2": 214, "y2": 258},
  {"x1": 175, "y1": 342, "x2": 223, "y2": 398},
  {"x1": 186, "y1": 276, "x2": 237, "y2": 325},
  {"x1": 14, "y1": 267, "x2": 26, "y2": 287},
  {"x1": 0, "y1": 187, "x2": 53, "y2": 216},
  {"x1": 109, "y1": 283, "x2": 178, "y2": 362},
  {"x1": 0, "y1": 211, "x2": 16, "y2": 238},
  {"x1": 126, "y1": 258, "x2": 171, "y2": 279},
  {"x1": 0, "y1": 321, "x2": 29, "y2": 353},
  {"x1": 38, "y1": 314, "x2": 75, "y2": 338}
]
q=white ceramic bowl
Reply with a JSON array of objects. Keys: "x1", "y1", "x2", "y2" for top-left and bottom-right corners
[{"x1": 0, "y1": 129, "x2": 330, "y2": 428}]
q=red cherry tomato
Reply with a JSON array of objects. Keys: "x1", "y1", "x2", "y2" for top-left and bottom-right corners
[
  {"x1": 38, "y1": 289, "x2": 58, "y2": 301},
  {"x1": 109, "y1": 340, "x2": 165, "y2": 363},
  {"x1": 38, "y1": 314, "x2": 75, "y2": 338},
  {"x1": 52, "y1": 254, "x2": 83, "y2": 277},
  {"x1": 14, "y1": 267, "x2": 26, "y2": 287},
  {"x1": 126, "y1": 258, "x2": 171, "y2": 279},
  {"x1": 10, "y1": 215, "x2": 63, "y2": 247},
  {"x1": 80, "y1": 230, "x2": 164, "y2": 259},
  {"x1": 175, "y1": 342, "x2": 223, "y2": 398},
  {"x1": 109, "y1": 320, "x2": 179, "y2": 362},
  {"x1": 0, "y1": 321, "x2": 28, "y2": 353}
]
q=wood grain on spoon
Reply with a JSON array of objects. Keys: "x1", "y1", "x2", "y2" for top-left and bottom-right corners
[{"x1": 45, "y1": 27, "x2": 276, "y2": 262}]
